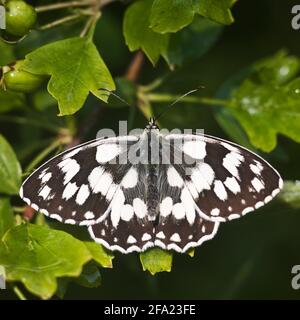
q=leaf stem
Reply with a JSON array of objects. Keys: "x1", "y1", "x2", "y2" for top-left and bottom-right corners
[
  {"x1": 35, "y1": 1, "x2": 95, "y2": 12},
  {"x1": 80, "y1": 11, "x2": 101, "y2": 38},
  {"x1": 13, "y1": 285, "x2": 27, "y2": 300},
  {"x1": 13, "y1": 206, "x2": 26, "y2": 213},
  {"x1": 0, "y1": 115, "x2": 61, "y2": 133},
  {"x1": 146, "y1": 93, "x2": 229, "y2": 107},
  {"x1": 25, "y1": 139, "x2": 62, "y2": 173},
  {"x1": 39, "y1": 14, "x2": 83, "y2": 31}
]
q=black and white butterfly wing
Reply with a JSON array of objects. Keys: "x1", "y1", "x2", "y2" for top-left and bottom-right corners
[
  {"x1": 164, "y1": 133, "x2": 283, "y2": 222},
  {"x1": 20, "y1": 135, "x2": 139, "y2": 226}
]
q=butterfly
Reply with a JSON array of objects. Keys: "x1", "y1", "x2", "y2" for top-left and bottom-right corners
[{"x1": 20, "y1": 119, "x2": 283, "y2": 254}]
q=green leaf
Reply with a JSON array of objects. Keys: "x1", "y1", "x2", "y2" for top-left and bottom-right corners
[
  {"x1": 123, "y1": 0, "x2": 169, "y2": 65},
  {"x1": 0, "y1": 134, "x2": 22, "y2": 195},
  {"x1": 0, "y1": 223, "x2": 91, "y2": 299},
  {"x1": 21, "y1": 37, "x2": 115, "y2": 116},
  {"x1": 0, "y1": 89, "x2": 25, "y2": 113},
  {"x1": 140, "y1": 248, "x2": 173, "y2": 275},
  {"x1": 228, "y1": 52, "x2": 300, "y2": 152},
  {"x1": 165, "y1": 17, "x2": 223, "y2": 67},
  {"x1": 0, "y1": 198, "x2": 14, "y2": 238},
  {"x1": 278, "y1": 181, "x2": 300, "y2": 208},
  {"x1": 0, "y1": 41, "x2": 15, "y2": 65},
  {"x1": 196, "y1": 0, "x2": 237, "y2": 25},
  {"x1": 150, "y1": 0, "x2": 194, "y2": 33},
  {"x1": 84, "y1": 241, "x2": 114, "y2": 268},
  {"x1": 75, "y1": 262, "x2": 102, "y2": 288}
]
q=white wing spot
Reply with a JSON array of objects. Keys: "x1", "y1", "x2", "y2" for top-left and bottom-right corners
[
  {"x1": 62, "y1": 182, "x2": 79, "y2": 200},
  {"x1": 41, "y1": 172, "x2": 52, "y2": 184},
  {"x1": 65, "y1": 219, "x2": 76, "y2": 225},
  {"x1": 88, "y1": 166, "x2": 104, "y2": 191},
  {"x1": 133, "y1": 198, "x2": 147, "y2": 219},
  {"x1": 58, "y1": 158, "x2": 80, "y2": 185},
  {"x1": 250, "y1": 163, "x2": 263, "y2": 175},
  {"x1": 180, "y1": 187, "x2": 195, "y2": 224},
  {"x1": 191, "y1": 163, "x2": 215, "y2": 193},
  {"x1": 170, "y1": 233, "x2": 181, "y2": 242},
  {"x1": 255, "y1": 201, "x2": 264, "y2": 209},
  {"x1": 213, "y1": 180, "x2": 228, "y2": 201},
  {"x1": 172, "y1": 202, "x2": 185, "y2": 220},
  {"x1": 183, "y1": 140, "x2": 206, "y2": 159},
  {"x1": 111, "y1": 189, "x2": 125, "y2": 227},
  {"x1": 222, "y1": 152, "x2": 244, "y2": 178},
  {"x1": 142, "y1": 233, "x2": 152, "y2": 241},
  {"x1": 96, "y1": 144, "x2": 120, "y2": 163},
  {"x1": 156, "y1": 231, "x2": 165, "y2": 239},
  {"x1": 251, "y1": 177, "x2": 265, "y2": 192},
  {"x1": 211, "y1": 208, "x2": 220, "y2": 216},
  {"x1": 62, "y1": 147, "x2": 82, "y2": 160},
  {"x1": 167, "y1": 166, "x2": 184, "y2": 187},
  {"x1": 224, "y1": 176, "x2": 241, "y2": 194},
  {"x1": 90, "y1": 171, "x2": 112, "y2": 195},
  {"x1": 127, "y1": 235, "x2": 137, "y2": 244},
  {"x1": 120, "y1": 204, "x2": 134, "y2": 221},
  {"x1": 84, "y1": 211, "x2": 95, "y2": 219},
  {"x1": 242, "y1": 207, "x2": 253, "y2": 215},
  {"x1": 75, "y1": 184, "x2": 90, "y2": 205},
  {"x1": 50, "y1": 214, "x2": 62, "y2": 222},
  {"x1": 121, "y1": 167, "x2": 138, "y2": 188},
  {"x1": 38, "y1": 185, "x2": 51, "y2": 200}
]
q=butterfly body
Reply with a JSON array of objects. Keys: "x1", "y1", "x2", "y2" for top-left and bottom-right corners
[{"x1": 20, "y1": 121, "x2": 283, "y2": 253}]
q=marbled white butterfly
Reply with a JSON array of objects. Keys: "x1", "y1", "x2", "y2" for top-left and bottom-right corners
[{"x1": 20, "y1": 119, "x2": 283, "y2": 254}]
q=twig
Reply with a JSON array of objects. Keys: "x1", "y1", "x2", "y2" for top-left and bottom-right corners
[
  {"x1": 39, "y1": 14, "x2": 83, "y2": 30},
  {"x1": 25, "y1": 139, "x2": 62, "y2": 173},
  {"x1": 146, "y1": 93, "x2": 229, "y2": 107},
  {"x1": 36, "y1": 1, "x2": 95, "y2": 12},
  {"x1": 125, "y1": 51, "x2": 144, "y2": 82}
]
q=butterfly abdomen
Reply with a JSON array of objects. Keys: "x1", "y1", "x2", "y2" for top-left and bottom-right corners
[{"x1": 146, "y1": 164, "x2": 159, "y2": 220}]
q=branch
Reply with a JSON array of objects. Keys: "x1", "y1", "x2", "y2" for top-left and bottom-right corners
[{"x1": 125, "y1": 51, "x2": 144, "y2": 82}]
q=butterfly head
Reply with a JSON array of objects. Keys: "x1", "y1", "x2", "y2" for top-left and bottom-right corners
[{"x1": 146, "y1": 117, "x2": 159, "y2": 131}]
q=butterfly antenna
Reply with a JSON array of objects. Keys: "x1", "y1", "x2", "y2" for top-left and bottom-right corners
[
  {"x1": 100, "y1": 88, "x2": 133, "y2": 108},
  {"x1": 153, "y1": 87, "x2": 204, "y2": 122}
]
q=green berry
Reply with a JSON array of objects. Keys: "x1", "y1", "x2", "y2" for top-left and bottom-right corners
[
  {"x1": 3, "y1": 60, "x2": 45, "y2": 93},
  {"x1": 5, "y1": 1, "x2": 37, "y2": 37}
]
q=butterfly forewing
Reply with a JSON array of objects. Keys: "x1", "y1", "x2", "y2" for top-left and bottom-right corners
[
  {"x1": 20, "y1": 136, "x2": 139, "y2": 225},
  {"x1": 165, "y1": 134, "x2": 283, "y2": 222}
]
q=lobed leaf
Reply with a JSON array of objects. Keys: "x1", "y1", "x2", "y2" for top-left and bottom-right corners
[
  {"x1": 84, "y1": 241, "x2": 114, "y2": 268},
  {"x1": 0, "y1": 223, "x2": 91, "y2": 299},
  {"x1": 196, "y1": 0, "x2": 237, "y2": 25},
  {"x1": 228, "y1": 52, "x2": 300, "y2": 152},
  {"x1": 140, "y1": 248, "x2": 173, "y2": 275},
  {"x1": 123, "y1": 0, "x2": 169, "y2": 65},
  {"x1": 21, "y1": 37, "x2": 115, "y2": 116},
  {"x1": 165, "y1": 17, "x2": 223, "y2": 67},
  {"x1": 150, "y1": 0, "x2": 195, "y2": 33},
  {"x1": 0, "y1": 134, "x2": 22, "y2": 195}
]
